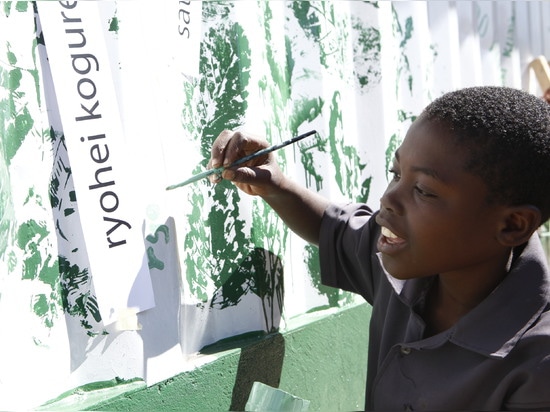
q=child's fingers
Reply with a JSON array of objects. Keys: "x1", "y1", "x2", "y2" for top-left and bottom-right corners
[
  {"x1": 208, "y1": 130, "x2": 271, "y2": 185},
  {"x1": 209, "y1": 129, "x2": 235, "y2": 169},
  {"x1": 221, "y1": 131, "x2": 250, "y2": 167}
]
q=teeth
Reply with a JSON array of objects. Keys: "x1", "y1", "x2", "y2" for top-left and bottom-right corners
[{"x1": 381, "y1": 226, "x2": 398, "y2": 239}]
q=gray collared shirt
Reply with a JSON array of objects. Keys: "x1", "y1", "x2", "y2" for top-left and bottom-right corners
[{"x1": 320, "y1": 203, "x2": 550, "y2": 411}]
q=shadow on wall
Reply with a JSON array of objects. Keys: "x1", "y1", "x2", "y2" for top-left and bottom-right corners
[
  {"x1": 198, "y1": 247, "x2": 287, "y2": 410},
  {"x1": 210, "y1": 247, "x2": 285, "y2": 333},
  {"x1": 179, "y1": 245, "x2": 286, "y2": 355},
  {"x1": 138, "y1": 217, "x2": 182, "y2": 381},
  {"x1": 201, "y1": 331, "x2": 286, "y2": 411}
]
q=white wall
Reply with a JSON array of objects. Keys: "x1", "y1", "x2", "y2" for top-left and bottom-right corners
[{"x1": 0, "y1": 1, "x2": 548, "y2": 409}]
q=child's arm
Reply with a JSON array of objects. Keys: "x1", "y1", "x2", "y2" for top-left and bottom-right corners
[{"x1": 209, "y1": 130, "x2": 329, "y2": 245}]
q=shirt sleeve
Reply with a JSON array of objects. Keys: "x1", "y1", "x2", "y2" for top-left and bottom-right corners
[{"x1": 318, "y1": 202, "x2": 384, "y2": 304}]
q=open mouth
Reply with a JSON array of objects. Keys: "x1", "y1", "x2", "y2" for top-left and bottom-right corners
[
  {"x1": 381, "y1": 226, "x2": 405, "y2": 245},
  {"x1": 378, "y1": 226, "x2": 407, "y2": 255}
]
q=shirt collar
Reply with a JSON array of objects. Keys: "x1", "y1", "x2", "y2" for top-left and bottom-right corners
[
  {"x1": 379, "y1": 235, "x2": 550, "y2": 358},
  {"x1": 451, "y1": 235, "x2": 550, "y2": 358}
]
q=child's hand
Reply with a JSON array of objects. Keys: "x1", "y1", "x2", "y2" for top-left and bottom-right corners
[{"x1": 208, "y1": 130, "x2": 285, "y2": 197}]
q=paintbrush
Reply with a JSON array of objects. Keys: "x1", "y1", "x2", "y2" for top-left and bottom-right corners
[{"x1": 165, "y1": 130, "x2": 317, "y2": 190}]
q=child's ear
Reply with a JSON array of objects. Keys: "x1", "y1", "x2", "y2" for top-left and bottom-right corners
[{"x1": 497, "y1": 205, "x2": 542, "y2": 247}]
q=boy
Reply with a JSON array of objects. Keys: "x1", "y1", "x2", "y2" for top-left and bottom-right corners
[{"x1": 208, "y1": 86, "x2": 550, "y2": 411}]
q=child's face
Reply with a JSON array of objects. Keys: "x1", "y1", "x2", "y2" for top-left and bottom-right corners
[{"x1": 376, "y1": 117, "x2": 509, "y2": 281}]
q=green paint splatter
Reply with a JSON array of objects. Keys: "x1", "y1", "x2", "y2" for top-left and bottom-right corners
[
  {"x1": 300, "y1": 132, "x2": 326, "y2": 192},
  {"x1": 147, "y1": 247, "x2": 164, "y2": 270},
  {"x1": 182, "y1": 1, "x2": 253, "y2": 305},
  {"x1": 15, "y1": 1, "x2": 28, "y2": 12},
  {"x1": 501, "y1": 12, "x2": 516, "y2": 58},
  {"x1": 7, "y1": 49, "x2": 16, "y2": 65},
  {"x1": 393, "y1": 7, "x2": 414, "y2": 94},
  {"x1": 305, "y1": 244, "x2": 355, "y2": 312},
  {"x1": 352, "y1": 15, "x2": 381, "y2": 89},
  {"x1": 146, "y1": 224, "x2": 169, "y2": 244},
  {"x1": 381, "y1": 5, "x2": 422, "y2": 170},
  {"x1": 183, "y1": 192, "x2": 209, "y2": 300},
  {"x1": 181, "y1": 1, "x2": 378, "y2": 317},
  {"x1": 59, "y1": 256, "x2": 103, "y2": 335},
  {"x1": 289, "y1": 96, "x2": 326, "y2": 190},
  {"x1": 3, "y1": 2, "x2": 12, "y2": 17},
  {"x1": 16, "y1": 219, "x2": 62, "y2": 328},
  {"x1": 47, "y1": 125, "x2": 103, "y2": 333},
  {"x1": 17, "y1": 219, "x2": 49, "y2": 278},
  {"x1": 327, "y1": 91, "x2": 370, "y2": 202},
  {"x1": 385, "y1": 112, "x2": 416, "y2": 177},
  {"x1": 0, "y1": 37, "x2": 36, "y2": 166},
  {"x1": 0, "y1": 8, "x2": 96, "y2": 336},
  {"x1": 39, "y1": 254, "x2": 59, "y2": 287},
  {"x1": 108, "y1": 17, "x2": 119, "y2": 33},
  {"x1": 211, "y1": 247, "x2": 284, "y2": 332},
  {"x1": 33, "y1": 294, "x2": 49, "y2": 317},
  {"x1": 291, "y1": 2, "x2": 351, "y2": 80},
  {"x1": 291, "y1": 2, "x2": 321, "y2": 43},
  {"x1": 146, "y1": 225, "x2": 169, "y2": 270},
  {"x1": 7, "y1": 250, "x2": 16, "y2": 272},
  {"x1": 288, "y1": 2, "x2": 376, "y2": 297},
  {"x1": 14, "y1": 217, "x2": 63, "y2": 328},
  {"x1": 0, "y1": 149, "x2": 14, "y2": 258},
  {"x1": 304, "y1": 244, "x2": 340, "y2": 311}
]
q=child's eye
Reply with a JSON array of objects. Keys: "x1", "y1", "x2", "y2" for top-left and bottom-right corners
[
  {"x1": 414, "y1": 185, "x2": 436, "y2": 198},
  {"x1": 389, "y1": 168, "x2": 401, "y2": 181}
]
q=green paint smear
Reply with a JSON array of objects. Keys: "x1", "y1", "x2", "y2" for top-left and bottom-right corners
[
  {"x1": 146, "y1": 224, "x2": 169, "y2": 244},
  {"x1": 59, "y1": 256, "x2": 103, "y2": 330},
  {"x1": 147, "y1": 247, "x2": 164, "y2": 270},
  {"x1": 33, "y1": 294, "x2": 49, "y2": 316},
  {"x1": 180, "y1": 1, "x2": 377, "y2": 316},
  {"x1": 14, "y1": 221, "x2": 44, "y2": 252},
  {"x1": 501, "y1": 12, "x2": 516, "y2": 58},
  {"x1": 385, "y1": 111, "x2": 417, "y2": 174},
  {"x1": 291, "y1": 2, "x2": 350, "y2": 78},
  {"x1": 327, "y1": 91, "x2": 370, "y2": 202},
  {"x1": 15, "y1": 1, "x2": 28, "y2": 12},
  {"x1": 17, "y1": 219, "x2": 49, "y2": 279},
  {"x1": 37, "y1": 253, "x2": 56, "y2": 286},
  {"x1": 392, "y1": 7, "x2": 414, "y2": 94},
  {"x1": 46, "y1": 125, "x2": 103, "y2": 333},
  {"x1": 7, "y1": 50, "x2": 16, "y2": 65},
  {"x1": 352, "y1": 16, "x2": 381, "y2": 89},
  {"x1": 305, "y1": 245, "x2": 353, "y2": 311},
  {"x1": 183, "y1": 1, "x2": 253, "y2": 304},
  {"x1": 292, "y1": 2, "x2": 321, "y2": 43},
  {"x1": 146, "y1": 225, "x2": 169, "y2": 270},
  {"x1": 16, "y1": 219, "x2": 63, "y2": 328},
  {"x1": 3, "y1": 2, "x2": 12, "y2": 17},
  {"x1": 0, "y1": 150, "x2": 14, "y2": 258},
  {"x1": 0, "y1": 41, "x2": 36, "y2": 166},
  {"x1": 108, "y1": 17, "x2": 120, "y2": 33}
]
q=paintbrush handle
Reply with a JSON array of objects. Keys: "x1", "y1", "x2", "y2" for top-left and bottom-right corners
[
  {"x1": 166, "y1": 130, "x2": 316, "y2": 190},
  {"x1": 228, "y1": 129, "x2": 317, "y2": 167}
]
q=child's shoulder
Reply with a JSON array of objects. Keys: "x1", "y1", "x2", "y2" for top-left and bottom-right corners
[
  {"x1": 504, "y1": 310, "x2": 550, "y2": 409},
  {"x1": 525, "y1": 307, "x2": 550, "y2": 338},
  {"x1": 514, "y1": 307, "x2": 550, "y2": 357}
]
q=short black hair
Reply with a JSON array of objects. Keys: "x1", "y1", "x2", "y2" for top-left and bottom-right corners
[{"x1": 421, "y1": 86, "x2": 550, "y2": 223}]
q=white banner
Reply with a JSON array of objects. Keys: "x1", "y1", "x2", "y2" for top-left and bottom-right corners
[{"x1": 37, "y1": 1, "x2": 155, "y2": 324}]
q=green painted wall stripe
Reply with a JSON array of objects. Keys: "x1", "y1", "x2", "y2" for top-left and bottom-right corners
[{"x1": 40, "y1": 303, "x2": 371, "y2": 411}]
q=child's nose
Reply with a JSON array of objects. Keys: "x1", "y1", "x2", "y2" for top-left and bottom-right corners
[{"x1": 380, "y1": 183, "x2": 404, "y2": 216}]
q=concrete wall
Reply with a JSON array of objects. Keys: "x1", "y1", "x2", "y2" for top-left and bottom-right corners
[{"x1": 40, "y1": 304, "x2": 371, "y2": 411}]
